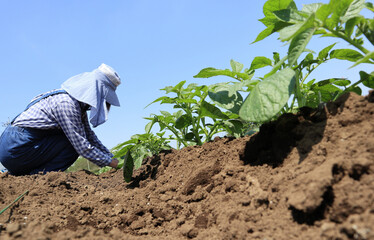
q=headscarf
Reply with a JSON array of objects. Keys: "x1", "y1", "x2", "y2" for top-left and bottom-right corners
[{"x1": 61, "y1": 63, "x2": 121, "y2": 127}]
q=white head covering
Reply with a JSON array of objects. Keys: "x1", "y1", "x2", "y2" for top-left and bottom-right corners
[{"x1": 61, "y1": 63, "x2": 121, "y2": 127}]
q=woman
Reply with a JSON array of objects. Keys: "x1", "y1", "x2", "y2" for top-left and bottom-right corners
[{"x1": 0, "y1": 63, "x2": 121, "y2": 175}]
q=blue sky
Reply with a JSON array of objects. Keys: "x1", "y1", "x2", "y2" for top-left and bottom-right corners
[{"x1": 0, "y1": 0, "x2": 373, "y2": 150}]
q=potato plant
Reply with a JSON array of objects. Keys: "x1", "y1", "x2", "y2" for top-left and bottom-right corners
[
  {"x1": 242, "y1": 0, "x2": 374, "y2": 122},
  {"x1": 97, "y1": 132, "x2": 171, "y2": 182},
  {"x1": 145, "y1": 80, "x2": 251, "y2": 149},
  {"x1": 196, "y1": 0, "x2": 374, "y2": 123}
]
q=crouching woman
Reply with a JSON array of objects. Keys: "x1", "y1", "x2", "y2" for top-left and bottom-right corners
[{"x1": 0, "y1": 64, "x2": 121, "y2": 175}]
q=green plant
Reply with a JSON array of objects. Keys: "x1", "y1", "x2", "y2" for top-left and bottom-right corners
[
  {"x1": 96, "y1": 132, "x2": 171, "y2": 182},
  {"x1": 196, "y1": 0, "x2": 374, "y2": 124},
  {"x1": 244, "y1": 0, "x2": 374, "y2": 121},
  {"x1": 194, "y1": 59, "x2": 259, "y2": 113},
  {"x1": 145, "y1": 80, "x2": 249, "y2": 148}
]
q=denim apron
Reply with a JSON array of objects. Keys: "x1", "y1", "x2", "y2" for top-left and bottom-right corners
[{"x1": 0, "y1": 90, "x2": 79, "y2": 175}]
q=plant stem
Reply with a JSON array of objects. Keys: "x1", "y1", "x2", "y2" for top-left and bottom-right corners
[
  {"x1": 0, "y1": 190, "x2": 29, "y2": 215},
  {"x1": 165, "y1": 125, "x2": 188, "y2": 147},
  {"x1": 192, "y1": 118, "x2": 203, "y2": 145},
  {"x1": 301, "y1": 62, "x2": 322, "y2": 85},
  {"x1": 200, "y1": 118, "x2": 209, "y2": 141},
  {"x1": 206, "y1": 122, "x2": 220, "y2": 140},
  {"x1": 326, "y1": 27, "x2": 369, "y2": 55},
  {"x1": 290, "y1": 95, "x2": 296, "y2": 111}
]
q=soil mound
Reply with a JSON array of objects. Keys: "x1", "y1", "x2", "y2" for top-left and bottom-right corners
[{"x1": 1, "y1": 91, "x2": 373, "y2": 240}]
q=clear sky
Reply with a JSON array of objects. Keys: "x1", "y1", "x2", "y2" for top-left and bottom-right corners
[{"x1": 0, "y1": 0, "x2": 372, "y2": 150}]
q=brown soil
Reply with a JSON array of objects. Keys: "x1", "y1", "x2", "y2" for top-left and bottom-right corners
[{"x1": 1, "y1": 91, "x2": 374, "y2": 240}]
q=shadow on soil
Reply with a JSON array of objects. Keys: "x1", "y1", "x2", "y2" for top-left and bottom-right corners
[
  {"x1": 240, "y1": 94, "x2": 350, "y2": 167},
  {"x1": 290, "y1": 186, "x2": 335, "y2": 225},
  {"x1": 126, "y1": 150, "x2": 172, "y2": 189}
]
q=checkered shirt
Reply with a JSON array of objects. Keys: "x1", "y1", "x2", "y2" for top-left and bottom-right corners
[{"x1": 12, "y1": 89, "x2": 113, "y2": 167}]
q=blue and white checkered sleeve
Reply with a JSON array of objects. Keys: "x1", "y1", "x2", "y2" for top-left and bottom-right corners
[
  {"x1": 81, "y1": 112, "x2": 113, "y2": 157},
  {"x1": 52, "y1": 100, "x2": 113, "y2": 167}
]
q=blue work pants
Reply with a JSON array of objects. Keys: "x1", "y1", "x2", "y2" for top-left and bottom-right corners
[{"x1": 0, "y1": 125, "x2": 78, "y2": 175}]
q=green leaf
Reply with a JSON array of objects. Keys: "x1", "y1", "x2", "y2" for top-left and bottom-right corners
[
  {"x1": 145, "y1": 121, "x2": 153, "y2": 134},
  {"x1": 264, "y1": 55, "x2": 288, "y2": 78},
  {"x1": 230, "y1": 59, "x2": 244, "y2": 73},
  {"x1": 132, "y1": 145, "x2": 149, "y2": 170},
  {"x1": 209, "y1": 82, "x2": 240, "y2": 97},
  {"x1": 243, "y1": 79, "x2": 261, "y2": 92},
  {"x1": 112, "y1": 139, "x2": 136, "y2": 152},
  {"x1": 200, "y1": 100, "x2": 229, "y2": 119},
  {"x1": 288, "y1": 27, "x2": 316, "y2": 66},
  {"x1": 360, "y1": 71, "x2": 374, "y2": 88},
  {"x1": 159, "y1": 98, "x2": 176, "y2": 105},
  {"x1": 350, "y1": 51, "x2": 374, "y2": 68},
  {"x1": 160, "y1": 81, "x2": 186, "y2": 94},
  {"x1": 328, "y1": 0, "x2": 364, "y2": 27},
  {"x1": 359, "y1": 18, "x2": 374, "y2": 45},
  {"x1": 273, "y1": 52, "x2": 280, "y2": 63},
  {"x1": 160, "y1": 110, "x2": 171, "y2": 117},
  {"x1": 208, "y1": 86, "x2": 243, "y2": 114},
  {"x1": 113, "y1": 144, "x2": 135, "y2": 159},
  {"x1": 306, "y1": 79, "x2": 316, "y2": 87},
  {"x1": 304, "y1": 91, "x2": 321, "y2": 108},
  {"x1": 279, "y1": 23, "x2": 302, "y2": 41},
  {"x1": 235, "y1": 72, "x2": 251, "y2": 80},
  {"x1": 313, "y1": 78, "x2": 351, "y2": 87},
  {"x1": 222, "y1": 120, "x2": 244, "y2": 138},
  {"x1": 326, "y1": 0, "x2": 348, "y2": 28},
  {"x1": 305, "y1": 83, "x2": 344, "y2": 108},
  {"x1": 185, "y1": 132, "x2": 195, "y2": 141},
  {"x1": 330, "y1": 48, "x2": 365, "y2": 62},
  {"x1": 346, "y1": 86, "x2": 362, "y2": 95},
  {"x1": 171, "y1": 81, "x2": 187, "y2": 93},
  {"x1": 259, "y1": 16, "x2": 279, "y2": 27},
  {"x1": 194, "y1": 64, "x2": 250, "y2": 80},
  {"x1": 253, "y1": 20, "x2": 293, "y2": 43},
  {"x1": 263, "y1": 0, "x2": 295, "y2": 18},
  {"x1": 193, "y1": 67, "x2": 235, "y2": 79},
  {"x1": 250, "y1": 56, "x2": 273, "y2": 70},
  {"x1": 315, "y1": 29, "x2": 328, "y2": 35},
  {"x1": 175, "y1": 114, "x2": 192, "y2": 129},
  {"x1": 315, "y1": 4, "x2": 332, "y2": 23},
  {"x1": 145, "y1": 96, "x2": 170, "y2": 108},
  {"x1": 345, "y1": 16, "x2": 363, "y2": 37},
  {"x1": 123, "y1": 148, "x2": 134, "y2": 182},
  {"x1": 313, "y1": 84, "x2": 342, "y2": 102},
  {"x1": 174, "y1": 110, "x2": 184, "y2": 119},
  {"x1": 279, "y1": 13, "x2": 315, "y2": 41},
  {"x1": 306, "y1": 79, "x2": 346, "y2": 107},
  {"x1": 176, "y1": 99, "x2": 198, "y2": 104},
  {"x1": 301, "y1": 3, "x2": 324, "y2": 14},
  {"x1": 273, "y1": 9, "x2": 305, "y2": 23},
  {"x1": 239, "y1": 68, "x2": 296, "y2": 122},
  {"x1": 340, "y1": 0, "x2": 365, "y2": 23},
  {"x1": 332, "y1": 79, "x2": 351, "y2": 86},
  {"x1": 300, "y1": 52, "x2": 319, "y2": 69},
  {"x1": 365, "y1": 2, "x2": 374, "y2": 12},
  {"x1": 288, "y1": 1, "x2": 297, "y2": 10},
  {"x1": 318, "y1": 43, "x2": 337, "y2": 60},
  {"x1": 253, "y1": 25, "x2": 275, "y2": 43}
]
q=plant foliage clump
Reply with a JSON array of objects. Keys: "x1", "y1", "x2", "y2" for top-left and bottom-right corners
[{"x1": 195, "y1": 0, "x2": 373, "y2": 123}]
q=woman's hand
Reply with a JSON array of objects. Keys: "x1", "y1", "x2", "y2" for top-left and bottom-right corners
[{"x1": 109, "y1": 158, "x2": 119, "y2": 169}]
